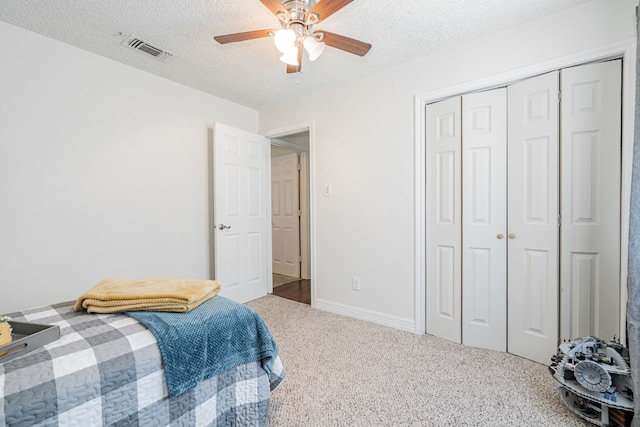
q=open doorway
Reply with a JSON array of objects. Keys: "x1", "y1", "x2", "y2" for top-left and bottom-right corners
[{"x1": 270, "y1": 131, "x2": 311, "y2": 304}]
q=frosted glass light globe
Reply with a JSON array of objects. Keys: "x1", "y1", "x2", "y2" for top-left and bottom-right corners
[{"x1": 274, "y1": 29, "x2": 296, "y2": 53}]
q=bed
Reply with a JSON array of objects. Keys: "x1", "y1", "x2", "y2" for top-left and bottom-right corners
[{"x1": 0, "y1": 297, "x2": 285, "y2": 426}]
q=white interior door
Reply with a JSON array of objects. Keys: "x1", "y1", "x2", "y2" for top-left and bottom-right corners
[
  {"x1": 462, "y1": 88, "x2": 507, "y2": 351},
  {"x1": 426, "y1": 96, "x2": 462, "y2": 343},
  {"x1": 507, "y1": 71, "x2": 560, "y2": 364},
  {"x1": 560, "y1": 60, "x2": 622, "y2": 341},
  {"x1": 212, "y1": 123, "x2": 270, "y2": 303},
  {"x1": 271, "y1": 152, "x2": 301, "y2": 277}
]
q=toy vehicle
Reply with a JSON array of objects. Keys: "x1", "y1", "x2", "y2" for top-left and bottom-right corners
[{"x1": 549, "y1": 336, "x2": 634, "y2": 426}]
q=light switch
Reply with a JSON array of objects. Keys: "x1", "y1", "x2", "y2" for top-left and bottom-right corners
[{"x1": 324, "y1": 183, "x2": 332, "y2": 196}]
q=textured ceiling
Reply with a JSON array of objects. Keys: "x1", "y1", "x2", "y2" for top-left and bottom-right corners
[{"x1": 0, "y1": 0, "x2": 590, "y2": 110}]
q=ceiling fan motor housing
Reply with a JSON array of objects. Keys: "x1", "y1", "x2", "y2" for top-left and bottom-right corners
[{"x1": 280, "y1": 0, "x2": 317, "y2": 28}]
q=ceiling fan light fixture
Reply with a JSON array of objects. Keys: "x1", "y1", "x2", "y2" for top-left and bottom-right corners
[
  {"x1": 274, "y1": 28, "x2": 296, "y2": 53},
  {"x1": 279, "y1": 46, "x2": 299, "y2": 66},
  {"x1": 214, "y1": 0, "x2": 371, "y2": 73},
  {"x1": 303, "y1": 35, "x2": 325, "y2": 61}
]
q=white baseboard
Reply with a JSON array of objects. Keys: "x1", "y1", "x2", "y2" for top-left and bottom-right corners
[{"x1": 313, "y1": 298, "x2": 415, "y2": 333}]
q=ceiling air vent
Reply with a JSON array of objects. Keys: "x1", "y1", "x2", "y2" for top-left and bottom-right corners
[{"x1": 120, "y1": 34, "x2": 173, "y2": 63}]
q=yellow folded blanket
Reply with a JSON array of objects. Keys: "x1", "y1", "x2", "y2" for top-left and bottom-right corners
[{"x1": 74, "y1": 278, "x2": 221, "y2": 314}]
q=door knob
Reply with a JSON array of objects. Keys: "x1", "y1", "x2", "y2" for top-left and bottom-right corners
[
  {"x1": 508, "y1": 233, "x2": 516, "y2": 239},
  {"x1": 497, "y1": 234, "x2": 504, "y2": 239},
  {"x1": 217, "y1": 224, "x2": 231, "y2": 230}
]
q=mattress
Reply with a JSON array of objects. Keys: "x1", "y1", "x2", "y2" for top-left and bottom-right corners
[{"x1": 0, "y1": 301, "x2": 285, "y2": 426}]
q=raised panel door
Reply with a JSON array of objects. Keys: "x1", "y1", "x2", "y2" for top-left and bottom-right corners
[
  {"x1": 461, "y1": 88, "x2": 507, "y2": 352},
  {"x1": 426, "y1": 97, "x2": 462, "y2": 343},
  {"x1": 507, "y1": 71, "x2": 560, "y2": 365},
  {"x1": 271, "y1": 152, "x2": 301, "y2": 277},
  {"x1": 213, "y1": 123, "x2": 270, "y2": 303},
  {"x1": 560, "y1": 60, "x2": 621, "y2": 340}
]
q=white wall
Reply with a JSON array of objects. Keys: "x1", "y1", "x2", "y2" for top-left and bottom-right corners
[
  {"x1": 259, "y1": 0, "x2": 637, "y2": 330},
  {"x1": 0, "y1": 21, "x2": 258, "y2": 314}
]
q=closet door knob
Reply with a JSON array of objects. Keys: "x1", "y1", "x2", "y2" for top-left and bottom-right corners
[
  {"x1": 497, "y1": 234, "x2": 504, "y2": 239},
  {"x1": 508, "y1": 233, "x2": 516, "y2": 239}
]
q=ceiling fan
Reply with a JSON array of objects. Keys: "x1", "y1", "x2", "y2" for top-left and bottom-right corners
[{"x1": 214, "y1": 0, "x2": 371, "y2": 73}]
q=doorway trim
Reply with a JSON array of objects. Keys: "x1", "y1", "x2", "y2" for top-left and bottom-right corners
[
  {"x1": 265, "y1": 120, "x2": 316, "y2": 306},
  {"x1": 414, "y1": 39, "x2": 636, "y2": 340}
]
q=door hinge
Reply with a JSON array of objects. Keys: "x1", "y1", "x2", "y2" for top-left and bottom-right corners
[
  {"x1": 297, "y1": 163, "x2": 302, "y2": 171},
  {"x1": 298, "y1": 209, "x2": 302, "y2": 216},
  {"x1": 558, "y1": 214, "x2": 562, "y2": 226},
  {"x1": 558, "y1": 90, "x2": 562, "y2": 102},
  {"x1": 298, "y1": 255, "x2": 303, "y2": 262}
]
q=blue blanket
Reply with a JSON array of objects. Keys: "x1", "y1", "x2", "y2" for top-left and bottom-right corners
[{"x1": 127, "y1": 296, "x2": 278, "y2": 397}]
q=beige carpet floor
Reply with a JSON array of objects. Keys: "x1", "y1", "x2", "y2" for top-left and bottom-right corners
[{"x1": 246, "y1": 295, "x2": 584, "y2": 427}]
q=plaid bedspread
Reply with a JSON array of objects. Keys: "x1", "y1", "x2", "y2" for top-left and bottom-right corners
[{"x1": 0, "y1": 301, "x2": 285, "y2": 427}]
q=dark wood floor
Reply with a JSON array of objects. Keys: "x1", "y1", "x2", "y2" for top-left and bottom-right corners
[{"x1": 272, "y1": 279, "x2": 311, "y2": 305}]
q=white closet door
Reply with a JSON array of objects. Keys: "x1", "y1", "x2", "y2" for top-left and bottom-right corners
[
  {"x1": 426, "y1": 97, "x2": 462, "y2": 343},
  {"x1": 462, "y1": 88, "x2": 507, "y2": 351},
  {"x1": 560, "y1": 60, "x2": 622, "y2": 341},
  {"x1": 507, "y1": 71, "x2": 560, "y2": 364}
]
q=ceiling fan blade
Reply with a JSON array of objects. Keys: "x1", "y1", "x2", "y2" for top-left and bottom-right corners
[
  {"x1": 259, "y1": 0, "x2": 286, "y2": 16},
  {"x1": 308, "y1": 0, "x2": 353, "y2": 22},
  {"x1": 214, "y1": 29, "x2": 272, "y2": 44},
  {"x1": 287, "y1": 44, "x2": 303, "y2": 73},
  {"x1": 322, "y1": 31, "x2": 371, "y2": 56}
]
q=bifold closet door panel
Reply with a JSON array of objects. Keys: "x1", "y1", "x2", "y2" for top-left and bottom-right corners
[
  {"x1": 426, "y1": 96, "x2": 462, "y2": 343},
  {"x1": 507, "y1": 71, "x2": 560, "y2": 365},
  {"x1": 560, "y1": 60, "x2": 622, "y2": 341},
  {"x1": 461, "y1": 88, "x2": 507, "y2": 351}
]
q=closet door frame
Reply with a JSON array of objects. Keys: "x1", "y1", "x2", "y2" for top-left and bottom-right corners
[{"x1": 415, "y1": 40, "x2": 636, "y2": 342}]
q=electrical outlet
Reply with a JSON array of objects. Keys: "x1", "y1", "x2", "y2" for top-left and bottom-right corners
[{"x1": 352, "y1": 277, "x2": 361, "y2": 291}]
